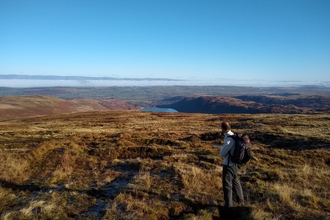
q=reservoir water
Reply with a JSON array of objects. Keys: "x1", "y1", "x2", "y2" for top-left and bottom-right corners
[{"x1": 140, "y1": 107, "x2": 178, "y2": 113}]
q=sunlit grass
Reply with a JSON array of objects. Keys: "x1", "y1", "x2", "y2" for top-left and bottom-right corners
[
  {"x1": 0, "y1": 111, "x2": 329, "y2": 219},
  {"x1": 0, "y1": 150, "x2": 32, "y2": 183}
]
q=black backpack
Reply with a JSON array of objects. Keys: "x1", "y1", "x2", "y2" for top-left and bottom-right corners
[{"x1": 228, "y1": 133, "x2": 252, "y2": 165}]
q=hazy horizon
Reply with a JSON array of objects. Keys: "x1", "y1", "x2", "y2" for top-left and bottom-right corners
[{"x1": 0, "y1": 75, "x2": 329, "y2": 88}]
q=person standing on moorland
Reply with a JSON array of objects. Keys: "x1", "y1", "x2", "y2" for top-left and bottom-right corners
[{"x1": 220, "y1": 121, "x2": 244, "y2": 208}]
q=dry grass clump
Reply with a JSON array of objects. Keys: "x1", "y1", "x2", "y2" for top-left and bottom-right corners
[
  {"x1": 2, "y1": 191, "x2": 96, "y2": 220},
  {"x1": 164, "y1": 153, "x2": 199, "y2": 164},
  {"x1": 174, "y1": 162, "x2": 222, "y2": 204},
  {"x1": 104, "y1": 193, "x2": 169, "y2": 220},
  {"x1": 0, "y1": 187, "x2": 17, "y2": 213},
  {"x1": 250, "y1": 208, "x2": 273, "y2": 220},
  {"x1": 0, "y1": 149, "x2": 31, "y2": 183},
  {"x1": 130, "y1": 171, "x2": 152, "y2": 191},
  {"x1": 241, "y1": 147, "x2": 330, "y2": 219}
]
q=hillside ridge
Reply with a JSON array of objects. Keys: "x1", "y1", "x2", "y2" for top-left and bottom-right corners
[
  {"x1": 1, "y1": 93, "x2": 330, "y2": 121},
  {"x1": 157, "y1": 95, "x2": 330, "y2": 114},
  {"x1": 0, "y1": 95, "x2": 139, "y2": 121}
]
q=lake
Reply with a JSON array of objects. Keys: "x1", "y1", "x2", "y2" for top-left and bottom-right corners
[{"x1": 140, "y1": 107, "x2": 178, "y2": 113}]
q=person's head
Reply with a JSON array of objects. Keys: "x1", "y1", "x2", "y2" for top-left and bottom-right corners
[{"x1": 220, "y1": 121, "x2": 231, "y2": 133}]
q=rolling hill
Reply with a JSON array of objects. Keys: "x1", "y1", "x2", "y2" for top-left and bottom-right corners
[
  {"x1": 156, "y1": 96, "x2": 324, "y2": 114},
  {"x1": 0, "y1": 95, "x2": 139, "y2": 121},
  {"x1": 2, "y1": 93, "x2": 330, "y2": 122}
]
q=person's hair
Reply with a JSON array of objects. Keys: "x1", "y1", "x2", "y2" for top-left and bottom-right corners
[{"x1": 221, "y1": 121, "x2": 231, "y2": 132}]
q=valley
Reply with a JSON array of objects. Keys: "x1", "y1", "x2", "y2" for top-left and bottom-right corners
[
  {"x1": 1, "y1": 85, "x2": 330, "y2": 121},
  {"x1": 0, "y1": 86, "x2": 329, "y2": 219}
]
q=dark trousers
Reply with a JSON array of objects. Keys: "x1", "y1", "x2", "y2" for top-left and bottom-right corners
[{"x1": 222, "y1": 164, "x2": 244, "y2": 207}]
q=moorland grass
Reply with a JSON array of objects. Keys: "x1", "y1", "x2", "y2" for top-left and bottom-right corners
[{"x1": 0, "y1": 111, "x2": 329, "y2": 219}]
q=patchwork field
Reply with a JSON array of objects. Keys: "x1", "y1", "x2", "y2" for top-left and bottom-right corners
[{"x1": 0, "y1": 111, "x2": 329, "y2": 219}]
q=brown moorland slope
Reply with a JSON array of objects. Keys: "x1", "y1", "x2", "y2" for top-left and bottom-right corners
[
  {"x1": 157, "y1": 96, "x2": 316, "y2": 114},
  {"x1": 0, "y1": 95, "x2": 139, "y2": 121},
  {"x1": 235, "y1": 94, "x2": 330, "y2": 112},
  {"x1": 157, "y1": 96, "x2": 310, "y2": 114},
  {"x1": 1, "y1": 94, "x2": 330, "y2": 122},
  {"x1": 0, "y1": 111, "x2": 329, "y2": 219}
]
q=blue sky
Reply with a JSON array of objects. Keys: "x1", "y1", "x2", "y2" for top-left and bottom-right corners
[{"x1": 0, "y1": 0, "x2": 329, "y2": 82}]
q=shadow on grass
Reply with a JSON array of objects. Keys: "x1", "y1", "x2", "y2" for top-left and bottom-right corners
[
  {"x1": 0, "y1": 162, "x2": 141, "y2": 219},
  {"x1": 0, "y1": 163, "x2": 140, "y2": 197},
  {"x1": 0, "y1": 179, "x2": 41, "y2": 192},
  {"x1": 81, "y1": 162, "x2": 140, "y2": 218},
  {"x1": 216, "y1": 206, "x2": 253, "y2": 220},
  {"x1": 86, "y1": 162, "x2": 139, "y2": 199},
  {"x1": 253, "y1": 133, "x2": 329, "y2": 150}
]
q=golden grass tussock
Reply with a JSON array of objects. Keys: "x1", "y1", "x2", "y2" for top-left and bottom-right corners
[
  {"x1": 2, "y1": 190, "x2": 97, "y2": 220},
  {"x1": 49, "y1": 150, "x2": 76, "y2": 183},
  {"x1": 174, "y1": 162, "x2": 222, "y2": 202},
  {"x1": 273, "y1": 183, "x2": 297, "y2": 207},
  {"x1": 3, "y1": 200, "x2": 49, "y2": 220},
  {"x1": 132, "y1": 171, "x2": 151, "y2": 191},
  {"x1": 105, "y1": 193, "x2": 168, "y2": 220},
  {"x1": 0, "y1": 150, "x2": 32, "y2": 183},
  {"x1": 0, "y1": 187, "x2": 17, "y2": 213},
  {"x1": 3, "y1": 196, "x2": 63, "y2": 220},
  {"x1": 250, "y1": 207, "x2": 273, "y2": 220}
]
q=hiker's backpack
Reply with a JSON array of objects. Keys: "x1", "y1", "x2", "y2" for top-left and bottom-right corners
[{"x1": 228, "y1": 133, "x2": 252, "y2": 165}]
